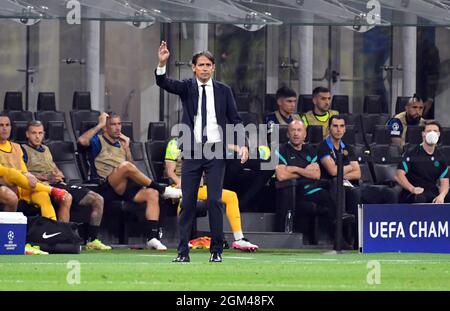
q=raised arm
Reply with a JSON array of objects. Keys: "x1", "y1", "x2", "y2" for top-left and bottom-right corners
[
  {"x1": 78, "y1": 112, "x2": 108, "y2": 147},
  {"x1": 155, "y1": 41, "x2": 187, "y2": 95}
]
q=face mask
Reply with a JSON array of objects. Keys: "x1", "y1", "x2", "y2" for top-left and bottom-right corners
[{"x1": 425, "y1": 131, "x2": 439, "y2": 145}]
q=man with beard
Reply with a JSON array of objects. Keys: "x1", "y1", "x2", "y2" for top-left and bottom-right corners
[
  {"x1": 387, "y1": 94, "x2": 426, "y2": 147},
  {"x1": 302, "y1": 86, "x2": 339, "y2": 140},
  {"x1": 395, "y1": 120, "x2": 449, "y2": 203}
]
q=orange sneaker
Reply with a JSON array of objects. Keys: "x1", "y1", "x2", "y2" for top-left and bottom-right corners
[
  {"x1": 50, "y1": 187, "x2": 67, "y2": 201},
  {"x1": 189, "y1": 236, "x2": 211, "y2": 249}
]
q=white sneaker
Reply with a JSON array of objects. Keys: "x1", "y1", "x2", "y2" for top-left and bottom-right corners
[
  {"x1": 162, "y1": 186, "x2": 182, "y2": 199},
  {"x1": 231, "y1": 238, "x2": 259, "y2": 252},
  {"x1": 146, "y1": 238, "x2": 168, "y2": 251}
]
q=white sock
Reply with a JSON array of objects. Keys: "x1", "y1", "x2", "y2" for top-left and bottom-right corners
[{"x1": 233, "y1": 231, "x2": 244, "y2": 241}]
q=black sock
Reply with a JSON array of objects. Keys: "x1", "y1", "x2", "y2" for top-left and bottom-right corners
[
  {"x1": 88, "y1": 225, "x2": 99, "y2": 242},
  {"x1": 145, "y1": 220, "x2": 159, "y2": 240},
  {"x1": 148, "y1": 181, "x2": 165, "y2": 194}
]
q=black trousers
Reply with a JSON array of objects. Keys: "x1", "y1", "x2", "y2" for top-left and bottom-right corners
[
  {"x1": 295, "y1": 188, "x2": 336, "y2": 238},
  {"x1": 400, "y1": 188, "x2": 450, "y2": 203},
  {"x1": 224, "y1": 158, "x2": 274, "y2": 210},
  {"x1": 178, "y1": 157, "x2": 226, "y2": 255}
]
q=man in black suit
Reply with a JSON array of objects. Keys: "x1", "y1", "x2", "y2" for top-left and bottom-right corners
[{"x1": 155, "y1": 41, "x2": 249, "y2": 263}]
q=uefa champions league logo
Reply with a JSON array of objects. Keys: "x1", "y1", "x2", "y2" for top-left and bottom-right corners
[{"x1": 7, "y1": 231, "x2": 14, "y2": 241}]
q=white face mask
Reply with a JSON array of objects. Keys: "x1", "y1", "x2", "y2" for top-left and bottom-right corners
[{"x1": 425, "y1": 131, "x2": 440, "y2": 145}]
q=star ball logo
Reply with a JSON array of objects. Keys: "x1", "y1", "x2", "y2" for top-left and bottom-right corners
[{"x1": 7, "y1": 231, "x2": 14, "y2": 241}]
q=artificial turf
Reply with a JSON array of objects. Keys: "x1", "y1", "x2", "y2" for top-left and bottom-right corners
[{"x1": 0, "y1": 248, "x2": 449, "y2": 291}]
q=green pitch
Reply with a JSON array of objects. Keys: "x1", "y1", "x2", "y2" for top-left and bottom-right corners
[{"x1": 0, "y1": 249, "x2": 449, "y2": 290}]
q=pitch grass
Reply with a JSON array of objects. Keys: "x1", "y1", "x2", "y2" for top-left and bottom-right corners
[{"x1": 0, "y1": 249, "x2": 450, "y2": 291}]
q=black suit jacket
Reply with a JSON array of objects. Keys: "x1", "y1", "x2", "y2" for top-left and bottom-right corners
[{"x1": 155, "y1": 71, "x2": 246, "y2": 153}]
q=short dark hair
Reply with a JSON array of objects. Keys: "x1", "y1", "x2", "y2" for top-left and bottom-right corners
[
  {"x1": 423, "y1": 120, "x2": 442, "y2": 132},
  {"x1": 328, "y1": 115, "x2": 346, "y2": 128},
  {"x1": 106, "y1": 111, "x2": 121, "y2": 122},
  {"x1": 192, "y1": 51, "x2": 215, "y2": 65},
  {"x1": 276, "y1": 86, "x2": 297, "y2": 100},
  {"x1": 407, "y1": 94, "x2": 425, "y2": 106},
  {"x1": 313, "y1": 86, "x2": 330, "y2": 98},
  {"x1": 26, "y1": 120, "x2": 44, "y2": 131}
]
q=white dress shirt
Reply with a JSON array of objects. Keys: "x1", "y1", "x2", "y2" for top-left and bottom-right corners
[{"x1": 156, "y1": 65, "x2": 221, "y2": 143}]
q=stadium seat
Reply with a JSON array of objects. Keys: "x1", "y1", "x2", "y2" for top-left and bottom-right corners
[
  {"x1": 331, "y1": 95, "x2": 349, "y2": 113},
  {"x1": 298, "y1": 94, "x2": 314, "y2": 113},
  {"x1": 70, "y1": 110, "x2": 101, "y2": 139},
  {"x1": 239, "y1": 112, "x2": 259, "y2": 127},
  {"x1": 359, "y1": 163, "x2": 374, "y2": 184},
  {"x1": 11, "y1": 121, "x2": 28, "y2": 144},
  {"x1": 47, "y1": 121, "x2": 65, "y2": 142},
  {"x1": 395, "y1": 96, "x2": 410, "y2": 114},
  {"x1": 147, "y1": 122, "x2": 167, "y2": 141},
  {"x1": 275, "y1": 179, "x2": 329, "y2": 244},
  {"x1": 371, "y1": 144, "x2": 402, "y2": 164},
  {"x1": 372, "y1": 125, "x2": 391, "y2": 145},
  {"x1": 343, "y1": 125, "x2": 356, "y2": 145},
  {"x1": 371, "y1": 164, "x2": 402, "y2": 201},
  {"x1": 37, "y1": 92, "x2": 56, "y2": 111},
  {"x1": 264, "y1": 94, "x2": 277, "y2": 113},
  {"x1": 35, "y1": 110, "x2": 71, "y2": 141},
  {"x1": 440, "y1": 145, "x2": 450, "y2": 159},
  {"x1": 306, "y1": 125, "x2": 323, "y2": 144},
  {"x1": 234, "y1": 92, "x2": 251, "y2": 112},
  {"x1": 405, "y1": 126, "x2": 423, "y2": 145},
  {"x1": 144, "y1": 140, "x2": 167, "y2": 183},
  {"x1": 72, "y1": 91, "x2": 92, "y2": 110},
  {"x1": 271, "y1": 124, "x2": 289, "y2": 145},
  {"x1": 439, "y1": 127, "x2": 450, "y2": 146},
  {"x1": 363, "y1": 95, "x2": 386, "y2": 114},
  {"x1": 353, "y1": 145, "x2": 370, "y2": 163},
  {"x1": 361, "y1": 114, "x2": 390, "y2": 135},
  {"x1": 5, "y1": 110, "x2": 33, "y2": 123},
  {"x1": 4, "y1": 92, "x2": 23, "y2": 111},
  {"x1": 45, "y1": 141, "x2": 91, "y2": 224},
  {"x1": 121, "y1": 121, "x2": 134, "y2": 141},
  {"x1": 47, "y1": 141, "x2": 84, "y2": 184}
]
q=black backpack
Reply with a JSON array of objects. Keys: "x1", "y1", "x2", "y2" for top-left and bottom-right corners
[{"x1": 26, "y1": 216, "x2": 83, "y2": 254}]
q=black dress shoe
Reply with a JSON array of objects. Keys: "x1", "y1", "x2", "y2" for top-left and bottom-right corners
[
  {"x1": 172, "y1": 254, "x2": 190, "y2": 262},
  {"x1": 209, "y1": 252, "x2": 222, "y2": 262}
]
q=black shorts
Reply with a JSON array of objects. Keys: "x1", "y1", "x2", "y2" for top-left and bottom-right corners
[
  {"x1": 100, "y1": 179, "x2": 143, "y2": 202},
  {"x1": 52, "y1": 182, "x2": 90, "y2": 209}
]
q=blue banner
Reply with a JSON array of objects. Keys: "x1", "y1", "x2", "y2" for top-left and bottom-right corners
[{"x1": 361, "y1": 204, "x2": 450, "y2": 253}]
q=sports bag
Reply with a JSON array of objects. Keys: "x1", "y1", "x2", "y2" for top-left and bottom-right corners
[{"x1": 26, "y1": 216, "x2": 83, "y2": 254}]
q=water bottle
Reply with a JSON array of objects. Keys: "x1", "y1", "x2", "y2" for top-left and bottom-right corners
[{"x1": 285, "y1": 210, "x2": 293, "y2": 233}]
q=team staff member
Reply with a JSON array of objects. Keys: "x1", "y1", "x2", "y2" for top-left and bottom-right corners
[
  {"x1": 156, "y1": 41, "x2": 248, "y2": 263},
  {"x1": 23, "y1": 120, "x2": 111, "y2": 250},
  {"x1": 396, "y1": 120, "x2": 449, "y2": 203}
]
